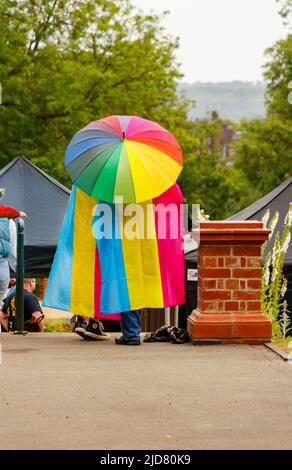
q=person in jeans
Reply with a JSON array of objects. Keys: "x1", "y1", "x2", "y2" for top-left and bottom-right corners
[{"x1": 115, "y1": 309, "x2": 142, "y2": 346}]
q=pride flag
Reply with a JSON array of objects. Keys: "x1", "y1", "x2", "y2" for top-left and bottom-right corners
[{"x1": 43, "y1": 184, "x2": 185, "y2": 319}]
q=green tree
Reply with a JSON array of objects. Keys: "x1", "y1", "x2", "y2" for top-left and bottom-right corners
[
  {"x1": 234, "y1": 3, "x2": 292, "y2": 197},
  {"x1": 264, "y1": 34, "x2": 292, "y2": 121},
  {"x1": 0, "y1": 0, "x2": 187, "y2": 185},
  {"x1": 178, "y1": 118, "x2": 255, "y2": 219},
  {"x1": 277, "y1": 0, "x2": 292, "y2": 24},
  {"x1": 0, "y1": 0, "x2": 268, "y2": 220},
  {"x1": 234, "y1": 117, "x2": 292, "y2": 195}
]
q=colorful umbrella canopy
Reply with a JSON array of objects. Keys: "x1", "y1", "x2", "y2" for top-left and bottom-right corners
[{"x1": 65, "y1": 115, "x2": 182, "y2": 203}]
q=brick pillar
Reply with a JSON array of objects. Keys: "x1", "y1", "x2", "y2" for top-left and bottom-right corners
[
  {"x1": 39, "y1": 278, "x2": 48, "y2": 301},
  {"x1": 187, "y1": 221, "x2": 272, "y2": 344}
]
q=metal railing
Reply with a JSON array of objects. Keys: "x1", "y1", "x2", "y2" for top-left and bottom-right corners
[{"x1": 14, "y1": 218, "x2": 24, "y2": 334}]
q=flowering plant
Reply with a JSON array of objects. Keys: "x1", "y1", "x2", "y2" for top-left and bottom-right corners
[{"x1": 261, "y1": 202, "x2": 292, "y2": 339}]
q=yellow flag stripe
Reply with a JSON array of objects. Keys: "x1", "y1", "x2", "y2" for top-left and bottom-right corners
[
  {"x1": 71, "y1": 188, "x2": 97, "y2": 317},
  {"x1": 121, "y1": 200, "x2": 164, "y2": 309}
]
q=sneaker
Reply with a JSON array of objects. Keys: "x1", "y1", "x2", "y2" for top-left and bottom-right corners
[
  {"x1": 84, "y1": 319, "x2": 111, "y2": 341},
  {"x1": 115, "y1": 335, "x2": 140, "y2": 346},
  {"x1": 74, "y1": 316, "x2": 88, "y2": 339}
]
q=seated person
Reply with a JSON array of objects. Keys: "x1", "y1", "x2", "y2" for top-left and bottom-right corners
[{"x1": 0, "y1": 278, "x2": 44, "y2": 332}]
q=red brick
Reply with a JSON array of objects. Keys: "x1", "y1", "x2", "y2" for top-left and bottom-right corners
[
  {"x1": 225, "y1": 301, "x2": 239, "y2": 311},
  {"x1": 247, "y1": 258, "x2": 261, "y2": 267},
  {"x1": 233, "y1": 269, "x2": 261, "y2": 279},
  {"x1": 201, "y1": 290, "x2": 231, "y2": 301},
  {"x1": 202, "y1": 279, "x2": 216, "y2": 290},
  {"x1": 247, "y1": 301, "x2": 262, "y2": 311},
  {"x1": 217, "y1": 301, "x2": 224, "y2": 311},
  {"x1": 247, "y1": 280, "x2": 261, "y2": 290},
  {"x1": 225, "y1": 279, "x2": 238, "y2": 290},
  {"x1": 202, "y1": 257, "x2": 217, "y2": 268},
  {"x1": 240, "y1": 301, "x2": 246, "y2": 312},
  {"x1": 203, "y1": 268, "x2": 231, "y2": 278},
  {"x1": 233, "y1": 291, "x2": 260, "y2": 300},
  {"x1": 201, "y1": 246, "x2": 231, "y2": 256},
  {"x1": 201, "y1": 301, "x2": 217, "y2": 311},
  {"x1": 225, "y1": 257, "x2": 240, "y2": 267},
  {"x1": 240, "y1": 280, "x2": 246, "y2": 289},
  {"x1": 241, "y1": 257, "x2": 246, "y2": 267},
  {"x1": 217, "y1": 279, "x2": 225, "y2": 289},
  {"x1": 218, "y1": 257, "x2": 224, "y2": 267},
  {"x1": 233, "y1": 246, "x2": 261, "y2": 257}
]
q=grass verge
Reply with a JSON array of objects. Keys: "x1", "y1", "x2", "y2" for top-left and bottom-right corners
[{"x1": 44, "y1": 318, "x2": 72, "y2": 333}]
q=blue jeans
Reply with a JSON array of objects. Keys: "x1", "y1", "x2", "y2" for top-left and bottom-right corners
[{"x1": 121, "y1": 309, "x2": 142, "y2": 340}]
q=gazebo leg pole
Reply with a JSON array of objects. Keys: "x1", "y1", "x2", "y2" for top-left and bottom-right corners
[
  {"x1": 14, "y1": 218, "x2": 26, "y2": 335},
  {"x1": 174, "y1": 305, "x2": 179, "y2": 327},
  {"x1": 165, "y1": 307, "x2": 170, "y2": 326}
]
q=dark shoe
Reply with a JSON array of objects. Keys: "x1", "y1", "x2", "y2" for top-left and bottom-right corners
[
  {"x1": 115, "y1": 335, "x2": 140, "y2": 345},
  {"x1": 74, "y1": 315, "x2": 88, "y2": 339},
  {"x1": 75, "y1": 327, "x2": 87, "y2": 339},
  {"x1": 76, "y1": 315, "x2": 88, "y2": 329},
  {"x1": 84, "y1": 319, "x2": 111, "y2": 341}
]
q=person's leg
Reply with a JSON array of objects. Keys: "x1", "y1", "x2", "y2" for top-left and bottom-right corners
[
  {"x1": 0, "y1": 259, "x2": 10, "y2": 303},
  {"x1": 0, "y1": 267, "x2": 10, "y2": 332},
  {"x1": 0, "y1": 311, "x2": 8, "y2": 331},
  {"x1": 115, "y1": 309, "x2": 141, "y2": 345}
]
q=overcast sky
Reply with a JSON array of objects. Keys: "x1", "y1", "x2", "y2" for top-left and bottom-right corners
[{"x1": 131, "y1": 0, "x2": 287, "y2": 83}]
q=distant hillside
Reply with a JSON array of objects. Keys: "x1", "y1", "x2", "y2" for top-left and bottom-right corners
[{"x1": 178, "y1": 81, "x2": 266, "y2": 122}]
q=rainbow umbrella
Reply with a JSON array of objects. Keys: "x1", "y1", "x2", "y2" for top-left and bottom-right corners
[{"x1": 65, "y1": 115, "x2": 182, "y2": 203}]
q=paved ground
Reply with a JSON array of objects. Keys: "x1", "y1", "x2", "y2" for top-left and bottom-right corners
[{"x1": 0, "y1": 332, "x2": 292, "y2": 450}]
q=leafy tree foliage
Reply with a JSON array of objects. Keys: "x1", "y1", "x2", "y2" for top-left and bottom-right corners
[
  {"x1": 234, "y1": 117, "x2": 292, "y2": 195},
  {"x1": 0, "y1": 0, "x2": 265, "y2": 220},
  {"x1": 234, "y1": 4, "x2": 292, "y2": 198},
  {"x1": 264, "y1": 35, "x2": 292, "y2": 121},
  {"x1": 0, "y1": 0, "x2": 186, "y2": 184},
  {"x1": 277, "y1": 0, "x2": 292, "y2": 24},
  {"x1": 177, "y1": 118, "x2": 255, "y2": 219}
]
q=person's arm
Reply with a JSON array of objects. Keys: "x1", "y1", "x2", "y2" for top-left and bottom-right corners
[
  {"x1": 0, "y1": 206, "x2": 27, "y2": 219},
  {"x1": 26, "y1": 295, "x2": 44, "y2": 331},
  {"x1": 31, "y1": 311, "x2": 45, "y2": 332},
  {"x1": 7, "y1": 220, "x2": 17, "y2": 272}
]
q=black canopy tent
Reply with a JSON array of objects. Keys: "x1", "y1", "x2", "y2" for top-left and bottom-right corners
[
  {"x1": 0, "y1": 156, "x2": 70, "y2": 277},
  {"x1": 180, "y1": 176, "x2": 292, "y2": 327}
]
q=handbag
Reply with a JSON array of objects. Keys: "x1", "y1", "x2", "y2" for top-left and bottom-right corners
[{"x1": 24, "y1": 314, "x2": 45, "y2": 332}]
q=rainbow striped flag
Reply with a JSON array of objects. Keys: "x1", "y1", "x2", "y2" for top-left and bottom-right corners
[{"x1": 43, "y1": 184, "x2": 185, "y2": 319}]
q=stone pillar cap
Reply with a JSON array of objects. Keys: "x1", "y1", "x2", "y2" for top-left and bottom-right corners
[{"x1": 192, "y1": 220, "x2": 270, "y2": 244}]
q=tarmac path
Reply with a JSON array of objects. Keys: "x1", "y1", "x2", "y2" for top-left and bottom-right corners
[{"x1": 0, "y1": 333, "x2": 292, "y2": 450}]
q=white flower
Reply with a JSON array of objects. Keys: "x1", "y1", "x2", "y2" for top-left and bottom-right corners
[
  {"x1": 271, "y1": 244, "x2": 279, "y2": 265},
  {"x1": 271, "y1": 267, "x2": 278, "y2": 283},
  {"x1": 284, "y1": 204, "x2": 292, "y2": 228},
  {"x1": 268, "y1": 212, "x2": 279, "y2": 239},
  {"x1": 263, "y1": 254, "x2": 271, "y2": 286},
  {"x1": 262, "y1": 209, "x2": 270, "y2": 229},
  {"x1": 197, "y1": 209, "x2": 210, "y2": 221},
  {"x1": 281, "y1": 231, "x2": 291, "y2": 254},
  {"x1": 281, "y1": 283, "x2": 287, "y2": 298},
  {"x1": 264, "y1": 261, "x2": 271, "y2": 286}
]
